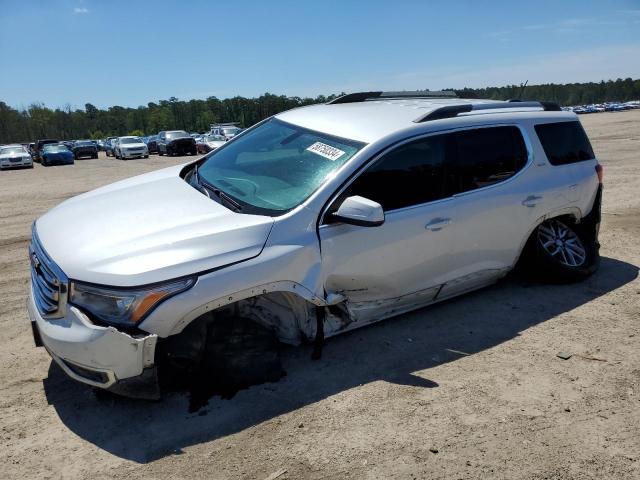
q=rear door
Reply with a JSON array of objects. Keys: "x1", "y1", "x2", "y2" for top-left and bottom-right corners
[
  {"x1": 319, "y1": 133, "x2": 457, "y2": 324},
  {"x1": 439, "y1": 125, "x2": 533, "y2": 299}
]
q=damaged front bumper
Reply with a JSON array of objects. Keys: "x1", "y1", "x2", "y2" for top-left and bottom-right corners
[{"x1": 27, "y1": 288, "x2": 160, "y2": 399}]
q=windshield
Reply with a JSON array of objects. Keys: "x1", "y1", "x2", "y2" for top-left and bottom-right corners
[
  {"x1": 198, "y1": 118, "x2": 364, "y2": 215},
  {"x1": 119, "y1": 137, "x2": 142, "y2": 144},
  {"x1": 166, "y1": 131, "x2": 189, "y2": 140},
  {"x1": 43, "y1": 145, "x2": 69, "y2": 153},
  {"x1": 0, "y1": 146, "x2": 25, "y2": 155},
  {"x1": 206, "y1": 134, "x2": 225, "y2": 142},
  {"x1": 75, "y1": 141, "x2": 93, "y2": 146},
  {"x1": 223, "y1": 127, "x2": 240, "y2": 136}
]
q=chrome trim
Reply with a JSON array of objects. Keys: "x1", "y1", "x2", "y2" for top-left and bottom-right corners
[
  {"x1": 319, "y1": 122, "x2": 534, "y2": 226},
  {"x1": 29, "y1": 224, "x2": 68, "y2": 319}
]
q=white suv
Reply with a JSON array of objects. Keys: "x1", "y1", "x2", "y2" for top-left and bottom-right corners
[{"x1": 27, "y1": 92, "x2": 602, "y2": 399}]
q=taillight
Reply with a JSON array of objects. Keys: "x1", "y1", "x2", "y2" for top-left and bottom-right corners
[{"x1": 595, "y1": 164, "x2": 604, "y2": 184}]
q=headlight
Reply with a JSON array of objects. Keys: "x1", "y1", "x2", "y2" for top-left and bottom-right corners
[{"x1": 69, "y1": 277, "x2": 196, "y2": 328}]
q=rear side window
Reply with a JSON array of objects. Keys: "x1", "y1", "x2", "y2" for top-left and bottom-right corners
[
  {"x1": 534, "y1": 121, "x2": 595, "y2": 165},
  {"x1": 450, "y1": 126, "x2": 528, "y2": 194},
  {"x1": 345, "y1": 134, "x2": 449, "y2": 211}
]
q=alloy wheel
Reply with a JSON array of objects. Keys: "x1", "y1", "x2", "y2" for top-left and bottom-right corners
[{"x1": 537, "y1": 220, "x2": 586, "y2": 267}]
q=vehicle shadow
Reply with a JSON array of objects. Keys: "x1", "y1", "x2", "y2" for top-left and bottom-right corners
[{"x1": 42, "y1": 256, "x2": 638, "y2": 463}]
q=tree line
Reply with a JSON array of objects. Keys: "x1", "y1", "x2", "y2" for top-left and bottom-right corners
[{"x1": 1, "y1": 78, "x2": 638, "y2": 144}]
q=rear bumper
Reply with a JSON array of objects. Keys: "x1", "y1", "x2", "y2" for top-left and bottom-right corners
[
  {"x1": 74, "y1": 150, "x2": 97, "y2": 158},
  {"x1": 27, "y1": 287, "x2": 159, "y2": 397},
  {"x1": 168, "y1": 142, "x2": 196, "y2": 154}
]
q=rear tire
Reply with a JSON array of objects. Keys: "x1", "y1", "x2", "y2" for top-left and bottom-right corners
[{"x1": 526, "y1": 218, "x2": 599, "y2": 283}]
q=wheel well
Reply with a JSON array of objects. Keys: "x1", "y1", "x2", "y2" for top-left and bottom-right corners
[
  {"x1": 514, "y1": 213, "x2": 581, "y2": 269},
  {"x1": 173, "y1": 291, "x2": 318, "y2": 347}
]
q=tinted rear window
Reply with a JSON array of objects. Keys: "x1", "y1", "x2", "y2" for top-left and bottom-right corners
[{"x1": 535, "y1": 121, "x2": 595, "y2": 165}]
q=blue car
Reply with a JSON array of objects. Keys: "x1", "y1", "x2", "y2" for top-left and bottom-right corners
[{"x1": 41, "y1": 144, "x2": 75, "y2": 166}]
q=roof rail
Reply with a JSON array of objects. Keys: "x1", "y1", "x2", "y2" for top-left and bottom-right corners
[
  {"x1": 328, "y1": 90, "x2": 458, "y2": 105},
  {"x1": 414, "y1": 100, "x2": 561, "y2": 123}
]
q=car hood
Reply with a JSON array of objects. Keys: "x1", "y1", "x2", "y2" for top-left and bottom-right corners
[
  {"x1": 0, "y1": 153, "x2": 29, "y2": 159},
  {"x1": 35, "y1": 165, "x2": 275, "y2": 286}
]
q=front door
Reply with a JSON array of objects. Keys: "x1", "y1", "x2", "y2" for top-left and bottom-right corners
[{"x1": 319, "y1": 133, "x2": 456, "y2": 326}]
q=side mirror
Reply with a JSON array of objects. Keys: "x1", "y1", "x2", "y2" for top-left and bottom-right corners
[{"x1": 332, "y1": 195, "x2": 384, "y2": 227}]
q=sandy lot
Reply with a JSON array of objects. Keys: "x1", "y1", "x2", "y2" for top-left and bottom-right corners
[{"x1": 1, "y1": 111, "x2": 639, "y2": 480}]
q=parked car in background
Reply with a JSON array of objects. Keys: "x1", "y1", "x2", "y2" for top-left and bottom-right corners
[
  {"x1": 145, "y1": 135, "x2": 158, "y2": 154},
  {"x1": 96, "y1": 139, "x2": 106, "y2": 151},
  {"x1": 197, "y1": 133, "x2": 227, "y2": 153},
  {"x1": 40, "y1": 143, "x2": 74, "y2": 166},
  {"x1": 105, "y1": 137, "x2": 117, "y2": 157},
  {"x1": 28, "y1": 143, "x2": 37, "y2": 160},
  {"x1": 61, "y1": 140, "x2": 75, "y2": 150},
  {"x1": 114, "y1": 136, "x2": 149, "y2": 160},
  {"x1": 210, "y1": 123, "x2": 242, "y2": 140},
  {"x1": 157, "y1": 130, "x2": 197, "y2": 156},
  {"x1": 0, "y1": 144, "x2": 33, "y2": 169},
  {"x1": 35, "y1": 139, "x2": 60, "y2": 162},
  {"x1": 72, "y1": 140, "x2": 99, "y2": 159}
]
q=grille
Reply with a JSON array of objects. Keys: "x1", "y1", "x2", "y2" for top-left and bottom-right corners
[{"x1": 29, "y1": 227, "x2": 68, "y2": 318}]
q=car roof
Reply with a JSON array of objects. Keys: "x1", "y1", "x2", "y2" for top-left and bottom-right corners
[
  {"x1": 1, "y1": 144, "x2": 24, "y2": 148},
  {"x1": 275, "y1": 98, "x2": 564, "y2": 143}
]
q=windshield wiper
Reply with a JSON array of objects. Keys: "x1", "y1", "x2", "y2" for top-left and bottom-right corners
[{"x1": 199, "y1": 177, "x2": 243, "y2": 212}]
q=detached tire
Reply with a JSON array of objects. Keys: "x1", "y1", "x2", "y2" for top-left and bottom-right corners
[{"x1": 531, "y1": 218, "x2": 599, "y2": 283}]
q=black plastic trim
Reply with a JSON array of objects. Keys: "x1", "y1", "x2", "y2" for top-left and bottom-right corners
[
  {"x1": 415, "y1": 101, "x2": 562, "y2": 123},
  {"x1": 327, "y1": 90, "x2": 457, "y2": 105}
]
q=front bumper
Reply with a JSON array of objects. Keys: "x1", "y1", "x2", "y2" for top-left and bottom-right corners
[
  {"x1": 120, "y1": 150, "x2": 147, "y2": 159},
  {"x1": 27, "y1": 287, "x2": 159, "y2": 396},
  {"x1": 74, "y1": 149, "x2": 97, "y2": 158},
  {"x1": 1, "y1": 158, "x2": 32, "y2": 169}
]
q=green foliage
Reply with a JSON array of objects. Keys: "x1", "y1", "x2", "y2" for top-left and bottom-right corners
[
  {"x1": 0, "y1": 79, "x2": 638, "y2": 143},
  {"x1": 128, "y1": 129, "x2": 145, "y2": 137}
]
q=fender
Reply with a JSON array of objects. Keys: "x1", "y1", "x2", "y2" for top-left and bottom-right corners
[{"x1": 168, "y1": 280, "x2": 327, "y2": 336}]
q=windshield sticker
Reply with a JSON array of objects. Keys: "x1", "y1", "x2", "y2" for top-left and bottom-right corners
[{"x1": 306, "y1": 142, "x2": 346, "y2": 161}]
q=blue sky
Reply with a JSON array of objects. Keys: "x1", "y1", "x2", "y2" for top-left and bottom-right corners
[{"x1": 1, "y1": 0, "x2": 639, "y2": 109}]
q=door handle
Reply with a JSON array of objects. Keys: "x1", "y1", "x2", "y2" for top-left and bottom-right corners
[
  {"x1": 425, "y1": 217, "x2": 451, "y2": 231},
  {"x1": 521, "y1": 195, "x2": 543, "y2": 208}
]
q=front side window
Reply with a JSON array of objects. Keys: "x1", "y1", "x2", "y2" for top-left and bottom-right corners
[
  {"x1": 534, "y1": 121, "x2": 595, "y2": 165},
  {"x1": 197, "y1": 118, "x2": 364, "y2": 215},
  {"x1": 344, "y1": 134, "x2": 450, "y2": 212}
]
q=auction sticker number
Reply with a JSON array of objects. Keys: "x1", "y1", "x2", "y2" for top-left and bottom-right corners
[{"x1": 306, "y1": 142, "x2": 345, "y2": 161}]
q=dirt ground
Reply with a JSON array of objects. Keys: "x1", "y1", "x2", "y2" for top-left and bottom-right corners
[{"x1": 1, "y1": 111, "x2": 639, "y2": 480}]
